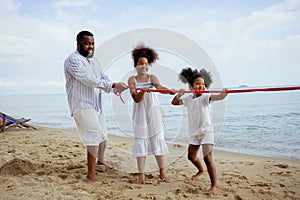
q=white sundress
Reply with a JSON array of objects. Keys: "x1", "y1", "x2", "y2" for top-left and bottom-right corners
[{"x1": 132, "y1": 77, "x2": 169, "y2": 157}]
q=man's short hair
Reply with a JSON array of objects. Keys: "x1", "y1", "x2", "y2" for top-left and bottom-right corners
[{"x1": 76, "y1": 31, "x2": 93, "y2": 42}]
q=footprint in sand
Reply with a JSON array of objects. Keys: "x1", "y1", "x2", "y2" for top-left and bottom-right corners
[
  {"x1": 57, "y1": 173, "x2": 68, "y2": 180},
  {"x1": 274, "y1": 163, "x2": 288, "y2": 169},
  {"x1": 270, "y1": 171, "x2": 292, "y2": 176}
]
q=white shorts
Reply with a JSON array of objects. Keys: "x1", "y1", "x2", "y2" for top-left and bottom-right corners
[
  {"x1": 73, "y1": 109, "x2": 107, "y2": 146},
  {"x1": 189, "y1": 131, "x2": 214, "y2": 146}
]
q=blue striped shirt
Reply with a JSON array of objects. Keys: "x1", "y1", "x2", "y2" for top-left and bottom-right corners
[{"x1": 64, "y1": 50, "x2": 113, "y2": 115}]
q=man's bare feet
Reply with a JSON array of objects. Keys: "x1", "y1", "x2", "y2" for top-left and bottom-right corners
[
  {"x1": 86, "y1": 174, "x2": 99, "y2": 182},
  {"x1": 205, "y1": 186, "x2": 218, "y2": 196},
  {"x1": 191, "y1": 170, "x2": 205, "y2": 179},
  {"x1": 136, "y1": 173, "x2": 145, "y2": 184}
]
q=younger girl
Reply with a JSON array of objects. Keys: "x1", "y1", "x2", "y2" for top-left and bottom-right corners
[
  {"x1": 128, "y1": 43, "x2": 174, "y2": 184},
  {"x1": 171, "y1": 67, "x2": 228, "y2": 195}
]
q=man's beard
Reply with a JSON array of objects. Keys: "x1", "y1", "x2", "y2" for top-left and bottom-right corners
[
  {"x1": 86, "y1": 51, "x2": 94, "y2": 58},
  {"x1": 79, "y1": 46, "x2": 94, "y2": 58}
]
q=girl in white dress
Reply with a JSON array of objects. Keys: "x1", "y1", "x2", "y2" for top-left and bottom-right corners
[
  {"x1": 128, "y1": 43, "x2": 174, "y2": 184},
  {"x1": 171, "y1": 67, "x2": 228, "y2": 195}
]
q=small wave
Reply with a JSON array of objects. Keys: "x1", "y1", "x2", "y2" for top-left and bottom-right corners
[{"x1": 286, "y1": 112, "x2": 300, "y2": 117}]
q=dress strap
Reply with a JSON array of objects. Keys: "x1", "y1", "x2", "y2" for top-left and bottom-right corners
[{"x1": 134, "y1": 74, "x2": 151, "y2": 84}]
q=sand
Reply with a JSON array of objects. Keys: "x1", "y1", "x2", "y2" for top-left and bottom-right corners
[{"x1": 0, "y1": 126, "x2": 299, "y2": 200}]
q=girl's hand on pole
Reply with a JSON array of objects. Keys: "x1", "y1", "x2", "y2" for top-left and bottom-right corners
[
  {"x1": 178, "y1": 89, "x2": 185, "y2": 96},
  {"x1": 175, "y1": 89, "x2": 185, "y2": 99},
  {"x1": 141, "y1": 87, "x2": 150, "y2": 93},
  {"x1": 223, "y1": 88, "x2": 229, "y2": 96},
  {"x1": 169, "y1": 89, "x2": 176, "y2": 95}
]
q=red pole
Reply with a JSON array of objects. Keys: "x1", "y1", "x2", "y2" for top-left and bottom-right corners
[{"x1": 128, "y1": 86, "x2": 300, "y2": 94}]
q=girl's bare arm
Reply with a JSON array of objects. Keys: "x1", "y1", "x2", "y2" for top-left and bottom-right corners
[
  {"x1": 150, "y1": 75, "x2": 175, "y2": 94},
  {"x1": 210, "y1": 88, "x2": 228, "y2": 101}
]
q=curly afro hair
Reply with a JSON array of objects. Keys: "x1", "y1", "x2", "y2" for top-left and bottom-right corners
[
  {"x1": 132, "y1": 43, "x2": 159, "y2": 67},
  {"x1": 178, "y1": 67, "x2": 213, "y2": 88}
]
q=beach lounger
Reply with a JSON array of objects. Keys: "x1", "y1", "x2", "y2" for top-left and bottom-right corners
[{"x1": 0, "y1": 112, "x2": 36, "y2": 132}]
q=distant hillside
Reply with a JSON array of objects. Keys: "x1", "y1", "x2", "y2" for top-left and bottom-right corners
[{"x1": 238, "y1": 85, "x2": 249, "y2": 88}]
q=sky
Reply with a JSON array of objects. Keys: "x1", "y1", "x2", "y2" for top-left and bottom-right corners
[{"x1": 0, "y1": 0, "x2": 299, "y2": 95}]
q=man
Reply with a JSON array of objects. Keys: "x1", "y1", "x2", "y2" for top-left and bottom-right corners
[{"x1": 64, "y1": 30, "x2": 127, "y2": 182}]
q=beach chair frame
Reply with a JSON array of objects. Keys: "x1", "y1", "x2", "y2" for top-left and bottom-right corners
[{"x1": 0, "y1": 112, "x2": 36, "y2": 132}]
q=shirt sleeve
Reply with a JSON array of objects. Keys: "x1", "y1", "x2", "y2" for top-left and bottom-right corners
[
  {"x1": 65, "y1": 54, "x2": 113, "y2": 92},
  {"x1": 181, "y1": 95, "x2": 190, "y2": 107},
  {"x1": 99, "y1": 73, "x2": 113, "y2": 93},
  {"x1": 202, "y1": 94, "x2": 212, "y2": 105}
]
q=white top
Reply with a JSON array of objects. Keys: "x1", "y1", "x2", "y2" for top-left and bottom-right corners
[
  {"x1": 64, "y1": 50, "x2": 113, "y2": 115},
  {"x1": 181, "y1": 94, "x2": 213, "y2": 137},
  {"x1": 131, "y1": 76, "x2": 169, "y2": 157}
]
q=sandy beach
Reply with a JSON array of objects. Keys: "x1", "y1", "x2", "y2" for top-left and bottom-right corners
[{"x1": 0, "y1": 126, "x2": 299, "y2": 200}]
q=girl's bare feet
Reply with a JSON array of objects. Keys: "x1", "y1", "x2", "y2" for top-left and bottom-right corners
[
  {"x1": 159, "y1": 168, "x2": 170, "y2": 182},
  {"x1": 97, "y1": 161, "x2": 113, "y2": 170},
  {"x1": 191, "y1": 170, "x2": 205, "y2": 179},
  {"x1": 205, "y1": 186, "x2": 218, "y2": 196},
  {"x1": 137, "y1": 173, "x2": 145, "y2": 184},
  {"x1": 97, "y1": 161, "x2": 108, "y2": 166}
]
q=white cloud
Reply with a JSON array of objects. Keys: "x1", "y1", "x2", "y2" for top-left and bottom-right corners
[
  {"x1": 0, "y1": 0, "x2": 75, "y2": 83},
  {"x1": 53, "y1": 0, "x2": 94, "y2": 8},
  {"x1": 0, "y1": 80, "x2": 19, "y2": 87},
  {"x1": 0, "y1": 0, "x2": 20, "y2": 14},
  {"x1": 182, "y1": 0, "x2": 300, "y2": 86},
  {"x1": 197, "y1": 0, "x2": 300, "y2": 57},
  {"x1": 0, "y1": 79, "x2": 65, "y2": 95},
  {"x1": 39, "y1": 80, "x2": 65, "y2": 87},
  {"x1": 0, "y1": 80, "x2": 64, "y2": 87}
]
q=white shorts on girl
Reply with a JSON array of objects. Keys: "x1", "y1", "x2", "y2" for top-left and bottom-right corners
[
  {"x1": 73, "y1": 108, "x2": 107, "y2": 146},
  {"x1": 189, "y1": 131, "x2": 214, "y2": 146}
]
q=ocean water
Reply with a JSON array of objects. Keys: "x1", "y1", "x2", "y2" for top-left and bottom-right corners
[{"x1": 1, "y1": 90, "x2": 299, "y2": 160}]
